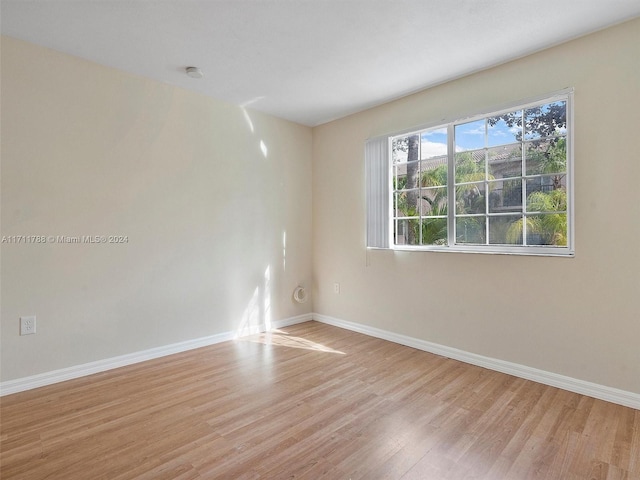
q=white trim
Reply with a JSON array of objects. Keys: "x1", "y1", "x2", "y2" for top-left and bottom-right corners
[
  {"x1": 313, "y1": 314, "x2": 640, "y2": 411},
  {"x1": 4, "y1": 312, "x2": 637, "y2": 411},
  {"x1": 386, "y1": 89, "x2": 574, "y2": 257},
  {"x1": 0, "y1": 313, "x2": 312, "y2": 396},
  {"x1": 384, "y1": 88, "x2": 574, "y2": 140}
]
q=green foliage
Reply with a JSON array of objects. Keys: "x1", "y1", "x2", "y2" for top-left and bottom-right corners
[
  {"x1": 506, "y1": 189, "x2": 568, "y2": 246},
  {"x1": 528, "y1": 188, "x2": 567, "y2": 212},
  {"x1": 393, "y1": 100, "x2": 569, "y2": 248},
  {"x1": 421, "y1": 217, "x2": 448, "y2": 245},
  {"x1": 454, "y1": 151, "x2": 495, "y2": 219},
  {"x1": 396, "y1": 190, "x2": 448, "y2": 246},
  {"x1": 420, "y1": 164, "x2": 447, "y2": 188},
  {"x1": 395, "y1": 159, "x2": 449, "y2": 245},
  {"x1": 456, "y1": 217, "x2": 486, "y2": 244},
  {"x1": 542, "y1": 137, "x2": 567, "y2": 174},
  {"x1": 489, "y1": 102, "x2": 566, "y2": 140},
  {"x1": 392, "y1": 136, "x2": 408, "y2": 162},
  {"x1": 454, "y1": 151, "x2": 487, "y2": 243},
  {"x1": 454, "y1": 152, "x2": 481, "y2": 177}
]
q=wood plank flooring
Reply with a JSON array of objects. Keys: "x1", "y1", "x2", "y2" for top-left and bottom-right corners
[{"x1": 1, "y1": 321, "x2": 639, "y2": 479}]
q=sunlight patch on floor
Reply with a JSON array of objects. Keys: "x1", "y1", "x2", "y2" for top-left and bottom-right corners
[{"x1": 241, "y1": 329, "x2": 345, "y2": 355}]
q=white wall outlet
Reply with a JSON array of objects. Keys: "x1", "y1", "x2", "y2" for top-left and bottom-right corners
[
  {"x1": 334, "y1": 283, "x2": 340, "y2": 294},
  {"x1": 20, "y1": 316, "x2": 36, "y2": 335}
]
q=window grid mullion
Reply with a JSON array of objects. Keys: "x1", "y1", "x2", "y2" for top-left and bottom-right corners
[
  {"x1": 389, "y1": 141, "x2": 395, "y2": 247},
  {"x1": 447, "y1": 124, "x2": 455, "y2": 247},
  {"x1": 386, "y1": 89, "x2": 572, "y2": 255},
  {"x1": 521, "y1": 109, "x2": 528, "y2": 245},
  {"x1": 484, "y1": 120, "x2": 490, "y2": 245},
  {"x1": 418, "y1": 133, "x2": 423, "y2": 246}
]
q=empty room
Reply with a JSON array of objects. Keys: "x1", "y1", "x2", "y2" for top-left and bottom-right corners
[{"x1": 1, "y1": 1, "x2": 639, "y2": 478}]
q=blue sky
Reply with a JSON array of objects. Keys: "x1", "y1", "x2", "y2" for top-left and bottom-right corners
[
  {"x1": 456, "y1": 115, "x2": 522, "y2": 150},
  {"x1": 420, "y1": 116, "x2": 521, "y2": 158},
  {"x1": 395, "y1": 101, "x2": 566, "y2": 162}
]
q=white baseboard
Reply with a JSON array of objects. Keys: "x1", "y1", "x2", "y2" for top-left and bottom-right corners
[
  {"x1": 3, "y1": 312, "x2": 638, "y2": 410},
  {"x1": 0, "y1": 313, "x2": 313, "y2": 396},
  {"x1": 313, "y1": 314, "x2": 640, "y2": 411}
]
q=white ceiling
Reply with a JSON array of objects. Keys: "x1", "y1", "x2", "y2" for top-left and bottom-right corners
[{"x1": 2, "y1": 1, "x2": 639, "y2": 126}]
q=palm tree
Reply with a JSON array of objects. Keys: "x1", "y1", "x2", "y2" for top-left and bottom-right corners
[
  {"x1": 417, "y1": 162, "x2": 448, "y2": 244},
  {"x1": 420, "y1": 206, "x2": 448, "y2": 245},
  {"x1": 454, "y1": 152, "x2": 494, "y2": 243},
  {"x1": 527, "y1": 137, "x2": 566, "y2": 189},
  {"x1": 504, "y1": 137, "x2": 568, "y2": 246},
  {"x1": 405, "y1": 135, "x2": 420, "y2": 245},
  {"x1": 506, "y1": 188, "x2": 567, "y2": 245}
]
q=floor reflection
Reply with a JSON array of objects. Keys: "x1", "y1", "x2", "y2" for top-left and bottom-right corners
[{"x1": 239, "y1": 329, "x2": 345, "y2": 355}]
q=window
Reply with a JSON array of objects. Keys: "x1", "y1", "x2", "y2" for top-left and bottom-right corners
[{"x1": 367, "y1": 90, "x2": 573, "y2": 256}]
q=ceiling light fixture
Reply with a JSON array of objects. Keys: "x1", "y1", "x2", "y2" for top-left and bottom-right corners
[{"x1": 185, "y1": 66, "x2": 203, "y2": 79}]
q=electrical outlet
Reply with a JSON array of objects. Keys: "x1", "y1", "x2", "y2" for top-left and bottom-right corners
[
  {"x1": 20, "y1": 316, "x2": 36, "y2": 335},
  {"x1": 334, "y1": 283, "x2": 340, "y2": 294}
]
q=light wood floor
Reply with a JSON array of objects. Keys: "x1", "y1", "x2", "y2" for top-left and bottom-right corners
[{"x1": 1, "y1": 321, "x2": 639, "y2": 479}]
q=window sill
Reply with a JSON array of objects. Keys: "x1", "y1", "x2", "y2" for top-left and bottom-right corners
[{"x1": 380, "y1": 245, "x2": 575, "y2": 257}]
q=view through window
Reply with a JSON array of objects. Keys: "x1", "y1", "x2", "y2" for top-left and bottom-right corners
[{"x1": 390, "y1": 91, "x2": 572, "y2": 256}]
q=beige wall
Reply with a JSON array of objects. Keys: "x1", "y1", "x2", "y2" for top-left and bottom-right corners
[
  {"x1": 1, "y1": 36, "x2": 313, "y2": 381},
  {"x1": 312, "y1": 19, "x2": 640, "y2": 394},
  {"x1": 2, "y1": 19, "x2": 639, "y2": 395}
]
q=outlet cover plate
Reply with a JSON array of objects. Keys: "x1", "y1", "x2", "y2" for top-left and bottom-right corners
[{"x1": 20, "y1": 316, "x2": 36, "y2": 335}]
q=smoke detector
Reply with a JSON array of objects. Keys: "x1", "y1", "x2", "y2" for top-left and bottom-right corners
[{"x1": 185, "y1": 67, "x2": 203, "y2": 79}]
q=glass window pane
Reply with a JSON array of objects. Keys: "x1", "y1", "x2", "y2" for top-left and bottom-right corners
[
  {"x1": 405, "y1": 160, "x2": 421, "y2": 187},
  {"x1": 545, "y1": 101, "x2": 567, "y2": 136},
  {"x1": 488, "y1": 144, "x2": 522, "y2": 178},
  {"x1": 395, "y1": 218, "x2": 420, "y2": 245},
  {"x1": 420, "y1": 187, "x2": 447, "y2": 216},
  {"x1": 421, "y1": 218, "x2": 448, "y2": 246},
  {"x1": 394, "y1": 192, "x2": 399, "y2": 217},
  {"x1": 398, "y1": 189, "x2": 420, "y2": 216},
  {"x1": 524, "y1": 107, "x2": 543, "y2": 140},
  {"x1": 394, "y1": 219, "x2": 406, "y2": 245},
  {"x1": 525, "y1": 181, "x2": 567, "y2": 212},
  {"x1": 456, "y1": 183, "x2": 486, "y2": 214},
  {"x1": 455, "y1": 150, "x2": 485, "y2": 183},
  {"x1": 524, "y1": 141, "x2": 549, "y2": 174},
  {"x1": 526, "y1": 214, "x2": 567, "y2": 246},
  {"x1": 392, "y1": 136, "x2": 408, "y2": 164},
  {"x1": 394, "y1": 164, "x2": 407, "y2": 190},
  {"x1": 421, "y1": 128, "x2": 448, "y2": 160},
  {"x1": 489, "y1": 216, "x2": 524, "y2": 245},
  {"x1": 390, "y1": 94, "x2": 570, "y2": 253},
  {"x1": 524, "y1": 101, "x2": 567, "y2": 140},
  {"x1": 455, "y1": 120, "x2": 485, "y2": 151},
  {"x1": 456, "y1": 217, "x2": 486, "y2": 244},
  {"x1": 488, "y1": 179, "x2": 522, "y2": 213},
  {"x1": 525, "y1": 138, "x2": 566, "y2": 175},
  {"x1": 420, "y1": 158, "x2": 447, "y2": 187},
  {"x1": 395, "y1": 191, "x2": 408, "y2": 217},
  {"x1": 488, "y1": 111, "x2": 522, "y2": 147}
]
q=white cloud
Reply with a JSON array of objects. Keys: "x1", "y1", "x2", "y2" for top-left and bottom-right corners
[
  {"x1": 463, "y1": 126, "x2": 485, "y2": 135},
  {"x1": 490, "y1": 128, "x2": 509, "y2": 137},
  {"x1": 425, "y1": 127, "x2": 447, "y2": 136},
  {"x1": 421, "y1": 140, "x2": 447, "y2": 159}
]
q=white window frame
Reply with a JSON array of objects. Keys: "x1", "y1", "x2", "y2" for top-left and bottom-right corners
[{"x1": 374, "y1": 89, "x2": 574, "y2": 257}]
